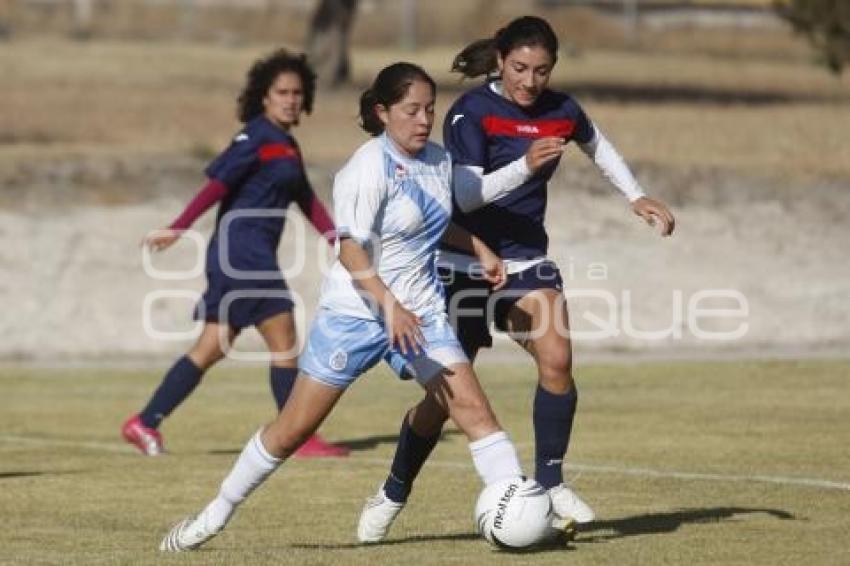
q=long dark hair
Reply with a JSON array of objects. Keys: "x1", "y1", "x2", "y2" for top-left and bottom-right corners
[
  {"x1": 451, "y1": 16, "x2": 559, "y2": 78},
  {"x1": 358, "y1": 62, "x2": 436, "y2": 136},
  {"x1": 237, "y1": 48, "x2": 317, "y2": 123}
]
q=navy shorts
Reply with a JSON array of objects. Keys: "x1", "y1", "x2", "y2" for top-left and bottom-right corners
[
  {"x1": 439, "y1": 260, "x2": 564, "y2": 357},
  {"x1": 194, "y1": 270, "x2": 294, "y2": 331}
]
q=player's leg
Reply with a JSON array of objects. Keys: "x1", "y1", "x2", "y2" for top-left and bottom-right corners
[
  {"x1": 506, "y1": 287, "x2": 594, "y2": 523},
  {"x1": 358, "y1": 315, "x2": 520, "y2": 544},
  {"x1": 257, "y1": 312, "x2": 349, "y2": 457},
  {"x1": 161, "y1": 311, "x2": 384, "y2": 551},
  {"x1": 123, "y1": 322, "x2": 236, "y2": 455},
  {"x1": 374, "y1": 272, "x2": 489, "y2": 504},
  {"x1": 160, "y1": 374, "x2": 345, "y2": 552}
]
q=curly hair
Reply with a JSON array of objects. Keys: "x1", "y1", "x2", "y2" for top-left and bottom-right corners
[{"x1": 237, "y1": 48, "x2": 317, "y2": 123}]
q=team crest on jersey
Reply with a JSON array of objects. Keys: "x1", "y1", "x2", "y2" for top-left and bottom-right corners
[
  {"x1": 394, "y1": 164, "x2": 407, "y2": 182},
  {"x1": 329, "y1": 349, "x2": 348, "y2": 372}
]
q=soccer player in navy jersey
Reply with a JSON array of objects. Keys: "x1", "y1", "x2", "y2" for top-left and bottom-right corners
[
  {"x1": 121, "y1": 48, "x2": 348, "y2": 458},
  {"x1": 359, "y1": 16, "x2": 676, "y2": 538}
]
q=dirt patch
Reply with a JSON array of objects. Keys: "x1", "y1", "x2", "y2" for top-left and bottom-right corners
[{"x1": 1, "y1": 153, "x2": 847, "y2": 361}]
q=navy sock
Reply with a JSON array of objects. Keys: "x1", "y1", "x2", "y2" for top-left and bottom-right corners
[
  {"x1": 269, "y1": 366, "x2": 298, "y2": 410},
  {"x1": 533, "y1": 385, "x2": 578, "y2": 489},
  {"x1": 383, "y1": 415, "x2": 441, "y2": 503},
  {"x1": 139, "y1": 356, "x2": 204, "y2": 429}
]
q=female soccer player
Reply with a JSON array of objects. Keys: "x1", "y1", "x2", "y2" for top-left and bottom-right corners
[
  {"x1": 159, "y1": 62, "x2": 526, "y2": 552},
  {"x1": 122, "y1": 48, "x2": 348, "y2": 458},
  {"x1": 360, "y1": 15, "x2": 676, "y2": 536}
]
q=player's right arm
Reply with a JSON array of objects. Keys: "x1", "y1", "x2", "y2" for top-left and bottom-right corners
[
  {"x1": 446, "y1": 105, "x2": 561, "y2": 213},
  {"x1": 144, "y1": 131, "x2": 258, "y2": 251},
  {"x1": 338, "y1": 239, "x2": 424, "y2": 355},
  {"x1": 333, "y1": 147, "x2": 424, "y2": 354}
]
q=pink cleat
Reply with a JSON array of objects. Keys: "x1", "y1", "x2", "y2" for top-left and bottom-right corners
[
  {"x1": 293, "y1": 434, "x2": 350, "y2": 458},
  {"x1": 121, "y1": 414, "x2": 164, "y2": 456}
]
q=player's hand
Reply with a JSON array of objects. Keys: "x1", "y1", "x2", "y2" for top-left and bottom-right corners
[
  {"x1": 632, "y1": 197, "x2": 675, "y2": 236},
  {"x1": 478, "y1": 247, "x2": 507, "y2": 290},
  {"x1": 142, "y1": 228, "x2": 181, "y2": 252},
  {"x1": 524, "y1": 137, "x2": 565, "y2": 173},
  {"x1": 387, "y1": 302, "x2": 425, "y2": 356}
]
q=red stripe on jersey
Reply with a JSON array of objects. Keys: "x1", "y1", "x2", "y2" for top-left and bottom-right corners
[
  {"x1": 482, "y1": 116, "x2": 576, "y2": 139},
  {"x1": 258, "y1": 143, "x2": 300, "y2": 162}
]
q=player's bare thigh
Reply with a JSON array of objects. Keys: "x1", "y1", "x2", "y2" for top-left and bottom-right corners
[
  {"x1": 504, "y1": 288, "x2": 574, "y2": 393},
  {"x1": 257, "y1": 311, "x2": 298, "y2": 367}
]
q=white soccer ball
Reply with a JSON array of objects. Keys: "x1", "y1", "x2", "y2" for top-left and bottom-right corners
[{"x1": 474, "y1": 476, "x2": 554, "y2": 549}]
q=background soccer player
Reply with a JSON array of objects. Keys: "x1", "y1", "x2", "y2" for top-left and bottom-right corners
[{"x1": 122, "y1": 48, "x2": 348, "y2": 458}]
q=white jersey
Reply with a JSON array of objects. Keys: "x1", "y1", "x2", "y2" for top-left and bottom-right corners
[{"x1": 319, "y1": 134, "x2": 453, "y2": 320}]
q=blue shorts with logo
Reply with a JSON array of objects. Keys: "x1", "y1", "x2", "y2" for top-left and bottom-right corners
[
  {"x1": 439, "y1": 260, "x2": 564, "y2": 357},
  {"x1": 299, "y1": 309, "x2": 469, "y2": 389}
]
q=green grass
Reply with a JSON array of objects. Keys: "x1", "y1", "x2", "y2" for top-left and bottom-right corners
[{"x1": 1, "y1": 360, "x2": 849, "y2": 565}]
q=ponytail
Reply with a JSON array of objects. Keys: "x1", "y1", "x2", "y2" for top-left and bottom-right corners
[
  {"x1": 358, "y1": 88, "x2": 384, "y2": 136},
  {"x1": 451, "y1": 16, "x2": 559, "y2": 79},
  {"x1": 451, "y1": 38, "x2": 499, "y2": 78},
  {"x1": 358, "y1": 62, "x2": 436, "y2": 136}
]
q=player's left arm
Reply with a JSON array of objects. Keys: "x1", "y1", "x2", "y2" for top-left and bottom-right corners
[
  {"x1": 294, "y1": 177, "x2": 336, "y2": 244},
  {"x1": 575, "y1": 109, "x2": 675, "y2": 237}
]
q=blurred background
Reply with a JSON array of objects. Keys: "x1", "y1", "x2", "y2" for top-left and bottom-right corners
[{"x1": 1, "y1": 0, "x2": 848, "y2": 363}]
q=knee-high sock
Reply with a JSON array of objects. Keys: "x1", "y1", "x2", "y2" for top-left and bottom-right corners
[
  {"x1": 382, "y1": 416, "x2": 441, "y2": 503},
  {"x1": 269, "y1": 366, "x2": 298, "y2": 410},
  {"x1": 199, "y1": 430, "x2": 282, "y2": 532},
  {"x1": 533, "y1": 385, "x2": 578, "y2": 489},
  {"x1": 139, "y1": 356, "x2": 203, "y2": 429},
  {"x1": 469, "y1": 431, "x2": 523, "y2": 485}
]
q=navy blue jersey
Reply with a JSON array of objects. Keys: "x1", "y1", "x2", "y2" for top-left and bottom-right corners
[
  {"x1": 442, "y1": 81, "x2": 594, "y2": 259},
  {"x1": 204, "y1": 115, "x2": 309, "y2": 273}
]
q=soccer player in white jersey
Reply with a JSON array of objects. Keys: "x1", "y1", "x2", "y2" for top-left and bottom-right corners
[{"x1": 160, "y1": 62, "x2": 529, "y2": 551}]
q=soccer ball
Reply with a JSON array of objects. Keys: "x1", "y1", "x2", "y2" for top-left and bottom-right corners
[{"x1": 474, "y1": 476, "x2": 554, "y2": 549}]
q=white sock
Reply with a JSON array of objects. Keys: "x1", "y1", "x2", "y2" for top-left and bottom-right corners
[
  {"x1": 468, "y1": 431, "x2": 523, "y2": 485},
  {"x1": 199, "y1": 429, "x2": 282, "y2": 532}
]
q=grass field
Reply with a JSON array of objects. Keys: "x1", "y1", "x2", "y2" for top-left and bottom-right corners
[{"x1": 2, "y1": 360, "x2": 848, "y2": 565}]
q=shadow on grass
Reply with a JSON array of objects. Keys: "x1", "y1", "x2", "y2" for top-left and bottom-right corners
[
  {"x1": 0, "y1": 470, "x2": 81, "y2": 479},
  {"x1": 339, "y1": 429, "x2": 462, "y2": 452},
  {"x1": 206, "y1": 430, "x2": 461, "y2": 456},
  {"x1": 280, "y1": 507, "x2": 794, "y2": 552},
  {"x1": 0, "y1": 471, "x2": 46, "y2": 479},
  {"x1": 291, "y1": 532, "x2": 479, "y2": 550},
  {"x1": 292, "y1": 531, "x2": 575, "y2": 553},
  {"x1": 577, "y1": 506, "x2": 796, "y2": 542}
]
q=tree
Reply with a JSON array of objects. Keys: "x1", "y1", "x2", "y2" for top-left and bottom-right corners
[
  {"x1": 775, "y1": 0, "x2": 850, "y2": 74},
  {"x1": 306, "y1": 0, "x2": 359, "y2": 88}
]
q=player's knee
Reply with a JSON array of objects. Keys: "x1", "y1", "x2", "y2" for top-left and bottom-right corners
[
  {"x1": 409, "y1": 403, "x2": 448, "y2": 437},
  {"x1": 537, "y1": 348, "x2": 573, "y2": 389},
  {"x1": 451, "y1": 395, "x2": 497, "y2": 435},
  {"x1": 264, "y1": 425, "x2": 309, "y2": 458},
  {"x1": 188, "y1": 348, "x2": 225, "y2": 370}
]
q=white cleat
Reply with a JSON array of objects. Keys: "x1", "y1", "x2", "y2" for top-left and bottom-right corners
[
  {"x1": 548, "y1": 484, "x2": 595, "y2": 524},
  {"x1": 357, "y1": 488, "x2": 405, "y2": 543},
  {"x1": 159, "y1": 515, "x2": 220, "y2": 552}
]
